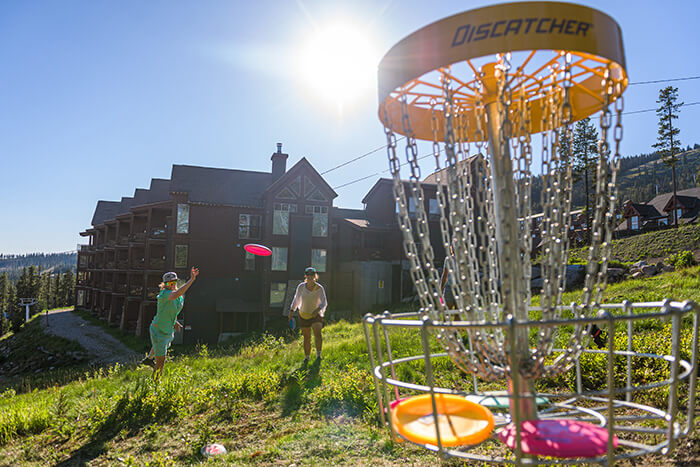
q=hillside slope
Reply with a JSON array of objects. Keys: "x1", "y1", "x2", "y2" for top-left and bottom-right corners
[{"x1": 1, "y1": 271, "x2": 699, "y2": 465}]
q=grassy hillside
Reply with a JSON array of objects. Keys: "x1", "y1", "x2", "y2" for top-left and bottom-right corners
[
  {"x1": 569, "y1": 223, "x2": 700, "y2": 264},
  {"x1": 1, "y1": 269, "x2": 699, "y2": 465}
]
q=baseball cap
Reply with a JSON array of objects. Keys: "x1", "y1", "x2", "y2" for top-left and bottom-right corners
[
  {"x1": 163, "y1": 272, "x2": 178, "y2": 282},
  {"x1": 304, "y1": 267, "x2": 316, "y2": 275}
]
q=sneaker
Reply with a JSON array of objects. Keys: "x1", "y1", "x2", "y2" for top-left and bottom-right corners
[{"x1": 140, "y1": 356, "x2": 156, "y2": 368}]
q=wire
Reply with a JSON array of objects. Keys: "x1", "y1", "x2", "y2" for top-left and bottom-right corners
[
  {"x1": 628, "y1": 75, "x2": 700, "y2": 86},
  {"x1": 321, "y1": 137, "x2": 406, "y2": 175},
  {"x1": 332, "y1": 149, "x2": 439, "y2": 190},
  {"x1": 624, "y1": 101, "x2": 700, "y2": 115},
  {"x1": 328, "y1": 75, "x2": 700, "y2": 190}
]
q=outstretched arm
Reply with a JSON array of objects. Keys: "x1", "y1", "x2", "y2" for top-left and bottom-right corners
[{"x1": 169, "y1": 267, "x2": 199, "y2": 301}]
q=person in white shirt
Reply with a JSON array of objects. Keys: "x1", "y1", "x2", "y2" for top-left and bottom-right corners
[{"x1": 289, "y1": 267, "x2": 327, "y2": 364}]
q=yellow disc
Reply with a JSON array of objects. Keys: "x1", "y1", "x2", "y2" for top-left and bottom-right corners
[
  {"x1": 391, "y1": 394, "x2": 495, "y2": 447},
  {"x1": 378, "y1": 1, "x2": 627, "y2": 141}
]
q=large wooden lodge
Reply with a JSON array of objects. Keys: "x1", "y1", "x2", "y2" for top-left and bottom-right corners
[{"x1": 76, "y1": 144, "x2": 451, "y2": 344}]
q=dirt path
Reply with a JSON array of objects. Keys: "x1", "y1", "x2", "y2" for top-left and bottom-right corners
[{"x1": 40, "y1": 308, "x2": 138, "y2": 365}]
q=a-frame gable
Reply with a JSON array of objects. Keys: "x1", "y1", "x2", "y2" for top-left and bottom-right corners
[{"x1": 264, "y1": 157, "x2": 337, "y2": 202}]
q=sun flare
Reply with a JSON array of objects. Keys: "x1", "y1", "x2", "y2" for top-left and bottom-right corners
[{"x1": 297, "y1": 21, "x2": 379, "y2": 110}]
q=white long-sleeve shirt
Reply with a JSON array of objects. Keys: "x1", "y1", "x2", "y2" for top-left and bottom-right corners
[{"x1": 290, "y1": 282, "x2": 327, "y2": 319}]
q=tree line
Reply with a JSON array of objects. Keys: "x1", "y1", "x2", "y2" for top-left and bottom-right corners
[
  {"x1": 0, "y1": 266, "x2": 75, "y2": 336},
  {"x1": 0, "y1": 252, "x2": 77, "y2": 282}
]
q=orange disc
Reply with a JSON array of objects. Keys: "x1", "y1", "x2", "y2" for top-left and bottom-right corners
[{"x1": 391, "y1": 394, "x2": 495, "y2": 447}]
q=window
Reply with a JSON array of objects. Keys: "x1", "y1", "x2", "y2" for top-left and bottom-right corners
[
  {"x1": 408, "y1": 197, "x2": 416, "y2": 213},
  {"x1": 429, "y1": 198, "x2": 439, "y2": 214},
  {"x1": 239, "y1": 214, "x2": 261, "y2": 239},
  {"x1": 305, "y1": 205, "x2": 329, "y2": 237},
  {"x1": 271, "y1": 247, "x2": 288, "y2": 271},
  {"x1": 269, "y1": 282, "x2": 287, "y2": 307},
  {"x1": 312, "y1": 249, "x2": 327, "y2": 272},
  {"x1": 175, "y1": 245, "x2": 188, "y2": 268},
  {"x1": 630, "y1": 216, "x2": 639, "y2": 230},
  {"x1": 676, "y1": 208, "x2": 683, "y2": 221},
  {"x1": 244, "y1": 252, "x2": 255, "y2": 271},
  {"x1": 176, "y1": 204, "x2": 189, "y2": 234},
  {"x1": 77, "y1": 290, "x2": 85, "y2": 306},
  {"x1": 273, "y1": 203, "x2": 296, "y2": 235},
  {"x1": 659, "y1": 218, "x2": 668, "y2": 226}
]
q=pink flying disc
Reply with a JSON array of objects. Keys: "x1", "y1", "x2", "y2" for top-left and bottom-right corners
[
  {"x1": 244, "y1": 243, "x2": 272, "y2": 256},
  {"x1": 499, "y1": 419, "x2": 618, "y2": 458}
]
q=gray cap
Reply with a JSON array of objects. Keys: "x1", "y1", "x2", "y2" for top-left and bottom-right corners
[{"x1": 163, "y1": 272, "x2": 178, "y2": 282}]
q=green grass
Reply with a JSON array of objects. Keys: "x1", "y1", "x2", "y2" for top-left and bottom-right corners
[
  {"x1": 0, "y1": 270, "x2": 699, "y2": 465},
  {"x1": 569, "y1": 223, "x2": 700, "y2": 263}
]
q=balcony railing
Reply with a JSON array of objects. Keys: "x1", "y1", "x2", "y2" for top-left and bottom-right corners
[
  {"x1": 117, "y1": 236, "x2": 129, "y2": 245},
  {"x1": 104, "y1": 282, "x2": 113, "y2": 291},
  {"x1": 146, "y1": 287, "x2": 159, "y2": 299},
  {"x1": 131, "y1": 258, "x2": 146, "y2": 270},
  {"x1": 117, "y1": 260, "x2": 129, "y2": 269},
  {"x1": 149, "y1": 258, "x2": 165, "y2": 270},
  {"x1": 105, "y1": 261, "x2": 115, "y2": 269},
  {"x1": 129, "y1": 232, "x2": 146, "y2": 243},
  {"x1": 128, "y1": 285, "x2": 144, "y2": 297},
  {"x1": 150, "y1": 227, "x2": 167, "y2": 239},
  {"x1": 115, "y1": 283, "x2": 127, "y2": 294}
]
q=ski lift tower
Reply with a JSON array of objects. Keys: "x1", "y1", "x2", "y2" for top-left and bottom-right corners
[{"x1": 19, "y1": 298, "x2": 37, "y2": 323}]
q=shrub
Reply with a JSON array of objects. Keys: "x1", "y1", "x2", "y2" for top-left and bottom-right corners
[{"x1": 667, "y1": 250, "x2": 697, "y2": 269}]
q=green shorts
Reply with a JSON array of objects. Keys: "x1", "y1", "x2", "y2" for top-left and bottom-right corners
[{"x1": 150, "y1": 323, "x2": 174, "y2": 357}]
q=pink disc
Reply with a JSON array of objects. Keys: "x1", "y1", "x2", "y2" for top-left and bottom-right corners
[
  {"x1": 390, "y1": 397, "x2": 407, "y2": 409},
  {"x1": 244, "y1": 243, "x2": 272, "y2": 256},
  {"x1": 499, "y1": 419, "x2": 618, "y2": 458}
]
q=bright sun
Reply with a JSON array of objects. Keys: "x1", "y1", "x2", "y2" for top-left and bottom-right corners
[{"x1": 297, "y1": 21, "x2": 379, "y2": 111}]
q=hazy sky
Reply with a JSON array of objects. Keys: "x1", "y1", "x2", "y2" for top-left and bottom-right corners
[{"x1": 2, "y1": 0, "x2": 699, "y2": 254}]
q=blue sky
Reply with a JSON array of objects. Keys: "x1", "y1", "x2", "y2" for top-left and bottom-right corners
[{"x1": 1, "y1": 0, "x2": 699, "y2": 254}]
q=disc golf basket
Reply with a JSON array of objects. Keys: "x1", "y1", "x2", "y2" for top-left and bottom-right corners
[{"x1": 363, "y1": 2, "x2": 699, "y2": 464}]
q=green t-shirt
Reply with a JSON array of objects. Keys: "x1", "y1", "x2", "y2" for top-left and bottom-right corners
[{"x1": 152, "y1": 289, "x2": 184, "y2": 332}]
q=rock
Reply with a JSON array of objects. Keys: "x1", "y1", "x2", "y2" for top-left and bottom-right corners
[
  {"x1": 641, "y1": 264, "x2": 658, "y2": 277},
  {"x1": 631, "y1": 271, "x2": 644, "y2": 279},
  {"x1": 606, "y1": 268, "x2": 625, "y2": 282},
  {"x1": 565, "y1": 264, "x2": 586, "y2": 286},
  {"x1": 632, "y1": 260, "x2": 647, "y2": 269},
  {"x1": 531, "y1": 265, "x2": 542, "y2": 280},
  {"x1": 662, "y1": 265, "x2": 675, "y2": 273}
]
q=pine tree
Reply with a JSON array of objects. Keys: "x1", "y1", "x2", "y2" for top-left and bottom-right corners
[
  {"x1": 571, "y1": 117, "x2": 599, "y2": 241},
  {"x1": 653, "y1": 86, "x2": 683, "y2": 226},
  {"x1": 60, "y1": 270, "x2": 76, "y2": 306}
]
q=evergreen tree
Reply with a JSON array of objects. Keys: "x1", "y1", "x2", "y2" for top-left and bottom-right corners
[
  {"x1": 571, "y1": 117, "x2": 599, "y2": 240},
  {"x1": 60, "y1": 270, "x2": 76, "y2": 306},
  {"x1": 653, "y1": 86, "x2": 683, "y2": 226}
]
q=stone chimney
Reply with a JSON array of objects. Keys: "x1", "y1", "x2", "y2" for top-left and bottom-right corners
[{"x1": 271, "y1": 142, "x2": 288, "y2": 182}]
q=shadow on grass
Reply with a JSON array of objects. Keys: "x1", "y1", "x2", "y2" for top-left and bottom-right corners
[{"x1": 280, "y1": 359, "x2": 323, "y2": 417}]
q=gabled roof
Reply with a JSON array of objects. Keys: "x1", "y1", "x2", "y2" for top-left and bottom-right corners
[
  {"x1": 362, "y1": 178, "x2": 438, "y2": 204},
  {"x1": 170, "y1": 164, "x2": 272, "y2": 207},
  {"x1": 627, "y1": 203, "x2": 662, "y2": 219},
  {"x1": 91, "y1": 201, "x2": 123, "y2": 226},
  {"x1": 263, "y1": 157, "x2": 337, "y2": 200},
  {"x1": 331, "y1": 207, "x2": 365, "y2": 220},
  {"x1": 647, "y1": 187, "x2": 700, "y2": 215},
  {"x1": 422, "y1": 155, "x2": 485, "y2": 184}
]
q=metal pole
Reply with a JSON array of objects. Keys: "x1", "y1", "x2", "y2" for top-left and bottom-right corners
[{"x1": 482, "y1": 63, "x2": 537, "y2": 422}]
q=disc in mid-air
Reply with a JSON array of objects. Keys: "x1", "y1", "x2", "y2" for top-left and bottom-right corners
[{"x1": 244, "y1": 243, "x2": 272, "y2": 257}]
